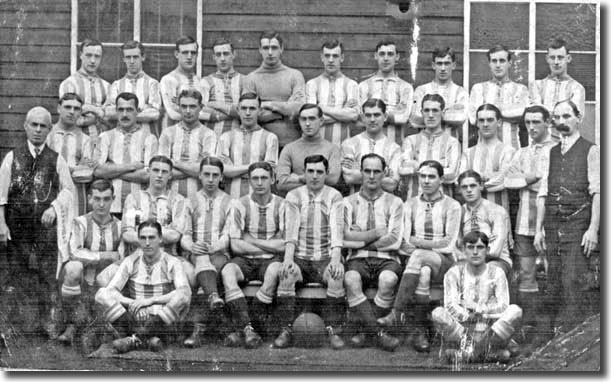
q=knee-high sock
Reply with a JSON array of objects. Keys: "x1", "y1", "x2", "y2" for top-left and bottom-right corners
[
  {"x1": 393, "y1": 273, "x2": 420, "y2": 312},
  {"x1": 197, "y1": 270, "x2": 218, "y2": 296},
  {"x1": 324, "y1": 297, "x2": 346, "y2": 329},
  {"x1": 275, "y1": 296, "x2": 295, "y2": 329},
  {"x1": 227, "y1": 297, "x2": 251, "y2": 330}
]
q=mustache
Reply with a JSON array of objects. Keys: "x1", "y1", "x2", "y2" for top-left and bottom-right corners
[{"x1": 554, "y1": 123, "x2": 571, "y2": 132}]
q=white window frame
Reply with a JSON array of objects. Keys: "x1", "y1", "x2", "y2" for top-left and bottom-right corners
[
  {"x1": 463, "y1": 0, "x2": 600, "y2": 146},
  {"x1": 70, "y1": 0, "x2": 204, "y2": 77}
]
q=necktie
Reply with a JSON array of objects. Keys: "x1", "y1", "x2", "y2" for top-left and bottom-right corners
[
  {"x1": 34, "y1": 147, "x2": 40, "y2": 158},
  {"x1": 366, "y1": 200, "x2": 375, "y2": 231},
  {"x1": 424, "y1": 202, "x2": 434, "y2": 240}
]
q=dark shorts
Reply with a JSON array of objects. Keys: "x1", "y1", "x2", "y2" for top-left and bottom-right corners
[
  {"x1": 513, "y1": 234, "x2": 537, "y2": 258},
  {"x1": 231, "y1": 255, "x2": 280, "y2": 283},
  {"x1": 433, "y1": 254, "x2": 455, "y2": 283},
  {"x1": 295, "y1": 257, "x2": 333, "y2": 285},
  {"x1": 487, "y1": 258, "x2": 512, "y2": 279},
  {"x1": 346, "y1": 257, "x2": 403, "y2": 288}
]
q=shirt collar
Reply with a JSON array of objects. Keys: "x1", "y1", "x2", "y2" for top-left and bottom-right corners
[
  {"x1": 561, "y1": 132, "x2": 581, "y2": 152},
  {"x1": 238, "y1": 124, "x2": 262, "y2": 133},
  {"x1": 372, "y1": 72, "x2": 399, "y2": 82},
  {"x1": 119, "y1": 124, "x2": 141, "y2": 135},
  {"x1": 489, "y1": 77, "x2": 512, "y2": 86},
  {"x1": 419, "y1": 190, "x2": 444, "y2": 204},
  {"x1": 51, "y1": 124, "x2": 78, "y2": 136},
  {"x1": 359, "y1": 189, "x2": 384, "y2": 202},
  {"x1": 250, "y1": 193, "x2": 273, "y2": 207},
  {"x1": 213, "y1": 69, "x2": 236, "y2": 78},
  {"x1": 545, "y1": 73, "x2": 572, "y2": 82},
  {"x1": 88, "y1": 212, "x2": 115, "y2": 228},
  {"x1": 180, "y1": 120, "x2": 203, "y2": 132},
  {"x1": 465, "y1": 199, "x2": 484, "y2": 213},
  {"x1": 323, "y1": 71, "x2": 344, "y2": 81},
  {"x1": 421, "y1": 128, "x2": 445, "y2": 139},
  {"x1": 27, "y1": 141, "x2": 45, "y2": 157},
  {"x1": 143, "y1": 188, "x2": 169, "y2": 201},
  {"x1": 124, "y1": 71, "x2": 146, "y2": 81},
  {"x1": 77, "y1": 68, "x2": 100, "y2": 81}
]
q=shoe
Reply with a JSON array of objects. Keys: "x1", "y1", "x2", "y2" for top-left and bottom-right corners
[
  {"x1": 224, "y1": 331, "x2": 244, "y2": 347},
  {"x1": 487, "y1": 348, "x2": 511, "y2": 363},
  {"x1": 349, "y1": 333, "x2": 367, "y2": 348},
  {"x1": 273, "y1": 327, "x2": 292, "y2": 348},
  {"x1": 376, "y1": 309, "x2": 405, "y2": 327},
  {"x1": 147, "y1": 336, "x2": 164, "y2": 352},
  {"x1": 57, "y1": 324, "x2": 76, "y2": 344},
  {"x1": 112, "y1": 334, "x2": 144, "y2": 353},
  {"x1": 243, "y1": 324, "x2": 262, "y2": 349},
  {"x1": 507, "y1": 339, "x2": 520, "y2": 357},
  {"x1": 377, "y1": 330, "x2": 400, "y2": 352},
  {"x1": 183, "y1": 323, "x2": 206, "y2": 348},
  {"x1": 208, "y1": 292, "x2": 225, "y2": 311},
  {"x1": 412, "y1": 328, "x2": 430, "y2": 353},
  {"x1": 80, "y1": 326, "x2": 101, "y2": 355},
  {"x1": 444, "y1": 348, "x2": 472, "y2": 364},
  {"x1": 326, "y1": 326, "x2": 345, "y2": 350}
]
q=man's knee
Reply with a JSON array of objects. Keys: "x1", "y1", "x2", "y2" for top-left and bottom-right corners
[
  {"x1": 343, "y1": 270, "x2": 362, "y2": 289},
  {"x1": 221, "y1": 263, "x2": 242, "y2": 288},
  {"x1": 63, "y1": 261, "x2": 84, "y2": 285},
  {"x1": 263, "y1": 261, "x2": 281, "y2": 281}
]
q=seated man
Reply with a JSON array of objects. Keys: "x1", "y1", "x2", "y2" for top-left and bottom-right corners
[
  {"x1": 378, "y1": 160, "x2": 461, "y2": 353},
  {"x1": 273, "y1": 155, "x2": 346, "y2": 350},
  {"x1": 95, "y1": 221, "x2": 191, "y2": 353},
  {"x1": 432, "y1": 231, "x2": 522, "y2": 363},
  {"x1": 59, "y1": 179, "x2": 124, "y2": 345},
  {"x1": 343, "y1": 153, "x2": 404, "y2": 351},
  {"x1": 221, "y1": 162, "x2": 285, "y2": 349}
]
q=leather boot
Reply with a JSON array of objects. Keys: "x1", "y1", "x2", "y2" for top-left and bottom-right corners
[
  {"x1": 273, "y1": 326, "x2": 292, "y2": 348},
  {"x1": 243, "y1": 324, "x2": 263, "y2": 349},
  {"x1": 183, "y1": 323, "x2": 206, "y2": 348},
  {"x1": 377, "y1": 329, "x2": 400, "y2": 352}
]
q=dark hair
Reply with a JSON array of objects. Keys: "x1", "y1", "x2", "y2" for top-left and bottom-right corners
[
  {"x1": 248, "y1": 161, "x2": 274, "y2": 177},
  {"x1": 200, "y1": 156, "x2": 225, "y2": 173},
  {"x1": 239, "y1": 92, "x2": 261, "y2": 106},
  {"x1": 88, "y1": 179, "x2": 114, "y2": 195},
  {"x1": 432, "y1": 47, "x2": 456, "y2": 62},
  {"x1": 553, "y1": 99, "x2": 581, "y2": 118},
  {"x1": 421, "y1": 93, "x2": 445, "y2": 111},
  {"x1": 121, "y1": 40, "x2": 145, "y2": 55},
  {"x1": 79, "y1": 38, "x2": 103, "y2": 54},
  {"x1": 321, "y1": 39, "x2": 343, "y2": 53},
  {"x1": 457, "y1": 170, "x2": 484, "y2": 186},
  {"x1": 115, "y1": 92, "x2": 139, "y2": 110},
  {"x1": 463, "y1": 230, "x2": 490, "y2": 247},
  {"x1": 304, "y1": 154, "x2": 329, "y2": 173},
  {"x1": 375, "y1": 39, "x2": 397, "y2": 53},
  {"x1": 212, "y1": 37, "x2": 234, "y2": 52},
  {"x1": 178, "y1": 89, "x2": 203, "y2": 104},
  {"x1": 523, "y1": 105, "x2": 550, "y2": 123},
  {"x1": 548, "y1": 37, "x2": 569, "y2": 55},
  {"x1": 486, "y1": 44, "x2": 512, "y2": 62},
  {"x1": 175, "y1": 35, "x2": 198, "y2": 51},
  {"x1": 260, "y1": 30, "x2": 283, "y2": 48},
  {"x1": 58, "y1": 92, "x2": 83, "y2": 106},
  {"x1": 361, "y1": 153, "x2": 386, "y2": 171},
  {"x1": 298, "y1": 103, "x2": 323, "y2": 118},
  {"x1": 149, "y1": 155, "x2": 173, "y2": 170},
  {"x1": 475, "y1": 103, "x2": 502, "y2": 121},
  {"x1": 418, "y1": 160, "x2": 444, "y2": 178},
  {"x1": 362, "y1": 98, "x2": 387, "y2": 114},
  {"x1": 138, "y1": 220, "x2": 162, "y2": 237}
]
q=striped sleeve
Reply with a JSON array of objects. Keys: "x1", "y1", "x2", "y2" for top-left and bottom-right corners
[
  {"x1": 373, "y1": 196, "x2": 404, "y2": 251},
  {"x1": 392, "y1": 81, "x2": 414, "y2": 125},
  {"x1": 143, "y1": 134, "x2": 158, "y2": 165},
  {"x1": 284, "y1": 190, "x2": 301, "y2": 245},
  {"x1": 121, "y1": 193, "x2": 138, "y2": 233},
  {"x1": 443, "y1": 137, "x2": 462, "y2": 183},
  {"x1": 436, "y1": 199, "x2": 462, "y2": 255},
  {"x1": 169, "y1": 195, "x2": 188, "y2": 234},
  {"x1": 485, "y1": 267, "x2": 510, "y2": 315},
  {"x1": 443, "y1": 266, "x2": 470, "y2": 322},
  {"x1": 69, "y1": 217, "x2": 99, "y2": 264},
  {"x1": 229, "y1": 199, "x2": 246, "y2": 240},
  {"x1": 305, "y1": 78, "x2": 318, "y2": 104},
  {"x1": 263, "y1": 132, "x2": 279, "y2": 168},
  {"x1": 329, "y1": 191, "x2": 344, "y2": 249}
]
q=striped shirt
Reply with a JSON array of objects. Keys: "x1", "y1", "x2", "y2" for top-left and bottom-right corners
[
  {"x1": 403, "y1": 192, "x2": 462, "y2": 256},
  {"x1": 158, "y1": 121, "x2": 217, "y2": 198},
  {"x1": 411, "y1": 81, "x2": 468, "y2": 135},
  {"x1": 108, "y1": 250, "x2": 190, "y2": 301},
  {"x1": 285, "y1": 185, "x2": 344, "y2": 261},
  {"x1": 344, "y1": 191, "x2": 404, "y2": 262},
  {"x1": 529, "y1": 75, "x2": 586, "y2": 140},
  {"x1": 185, "y1": 190, "x2": 234, "y2": 252},
  {"x1": 400, "y1": 130, "x2": 462, "y2": 198},
  {"x1": 460, "y1": 141, "x2": 516, "y2": 211},
  {"x1": 460, "y1": 199, "x2": 511, "y2": 266},
  {"x1": 341, "y1": 132, "x2": 401, "y2": 193},
  {"x1": 122, "y1": 189, "x2": 188, "y2": 255},
  {"x1": 107, "y1": 71, "x2": 162, "y2": 135},
  {"x1": 306, "y1": 73, "x2": 359, "y2": 145},
  {"x1": 230, "y1": 194, "x2": 286, "y2": 259},
  {"x1": 469, "y1": 80, "x2": 529, "y2": 150},
  {"x1": 59, "y1": 69, "x2": 110, "y2": 109},
  {"x1": 216, "y1": 125, "x2": 279, "y2": 198},
  {"x1": 507, "y1": 139, "x2": 555, "y2": 236},
  {"x1": 96, "y1": 126, "x2": 158, "y2": 213},
  {"x1": 202, "y1": 70, "x2": 243, "y2": 137},
  {"x1": 160, "y1": 68, "x2": 205, "y2": 130},
  {"x1": 358, "y1": 73, "x2": 414, "y2": 145}
]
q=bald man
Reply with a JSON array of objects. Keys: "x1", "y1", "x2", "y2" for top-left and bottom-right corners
[{"x1": 0, "y1": 107, "x2": 76, "y2": 339}]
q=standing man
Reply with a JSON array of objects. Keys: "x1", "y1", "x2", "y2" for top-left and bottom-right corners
[
  {"x1": 216, "y1": 93, "x2": 279, "y2": 199},
  {"x1": 305, "y1": 39, "x2": 359, "y2": 146},
  {"x1": 0, "y1": 106, "x2": 75, "y2": 338},
  {"x1": 341, "y1": 99, "x2": 401, "y2": 194},
  {"x1": 243, "y1": 30, "x2": 305, "y2": 150},
  {"x1": 469, "y1": 45, "x2": 529, "y2": 150},
  {"x1": 534, "y1": 100, "x2": 599, "y2": 335},
  {"x1": 343, "y1": 153, "x2": 403, "y2": 351},
  {"x1": 104, "y1": 40, "x2": 161, "y2": 136},
  {"x1": 411, "y1": 47, "x2": 468, "y2": 139},
  {"x1": 47, "y1": 93, "x2": 94, "y2": 216},
  {"x1": 273, "y1": 155, "x2": 346, "y2": 350},
  {"x1": 358, "y1": 40, "x2": 413, "y2": 146},
  {"x1": 504, "y1": 105, "x2": 556, "y2": 343},
  {"x1": 276, "y1": 103, "x2": 341, "y2": 194},
  {"x1": 202, "y1": 38, "x2": 244, "y2": 138},
  {"x1": 378, "y1": 160, "x2": 461, "y2": 353},
  {"x1": 59, "y1": 38, "x2": 110, "y2": 147},
  {"x1": 399, "y1": 94, "x2": 461, "y2": 199},
  {"x1": 530, "y1": 38, "x2": 586, "y2": 142},
  {"x1": 158, "y1": 89, "x2": 217, "y2": 199},
  {"x1": 221, "y1": 162, "x2": 285, "y2": 349},
  {"x1": 94, "y1": 92, "x2": 158, "y2": 217}
]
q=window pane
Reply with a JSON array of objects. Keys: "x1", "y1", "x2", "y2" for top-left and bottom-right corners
[
  {"x1": 470, "y1": 3, "x2": 529, "y2": 50},
  {"x1": 78, "y1": 0, "x2": 133, "y2": 42},
  {"x1": 142, "y1": 46, "x2": 177, "y2": 80},
  {"x1": 469, "y1": 51, "x2": 528, "y2": 89},
  {"x1": 535, "y1": 53, "x2": 595, "y2": 101},
  {"x1": 536, "y1": 3, "x2": 596, "y2": 51},
  {"x1": 141, "y1": 0, "x2": 197, "y2": 44}
]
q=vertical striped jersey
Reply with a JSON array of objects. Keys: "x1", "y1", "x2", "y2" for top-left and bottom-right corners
[
  {"x1": 411, "y1": 81, "x2": 468, "y2": 135},
  {"x1": 158, "y1": 121, "x2": 217, "y2": 198},
  {"x1": 202, "y1": 70, "x2": 243, "y2": 137},
  {"x1": 460, "y1": 199, "x2": 511, "y2": 266},
  {"x1": 285, "y1": 185, "x2": 344, "y2": 261},
  {"x1": 216, "y1": 125, "x2": 279, "y2": 198},
  {"x1": 59, "y1": 69, "x2": 110, "y2": 109},
  {"x1": 306, "y1": 73, "x2": 359, "y2": 145},
  {"x1": 159, "y1": 69, "x2": 205, "y2": 130},
  {"x1": 185, "y1": 190, "x2": 234, "y2": 250}
]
